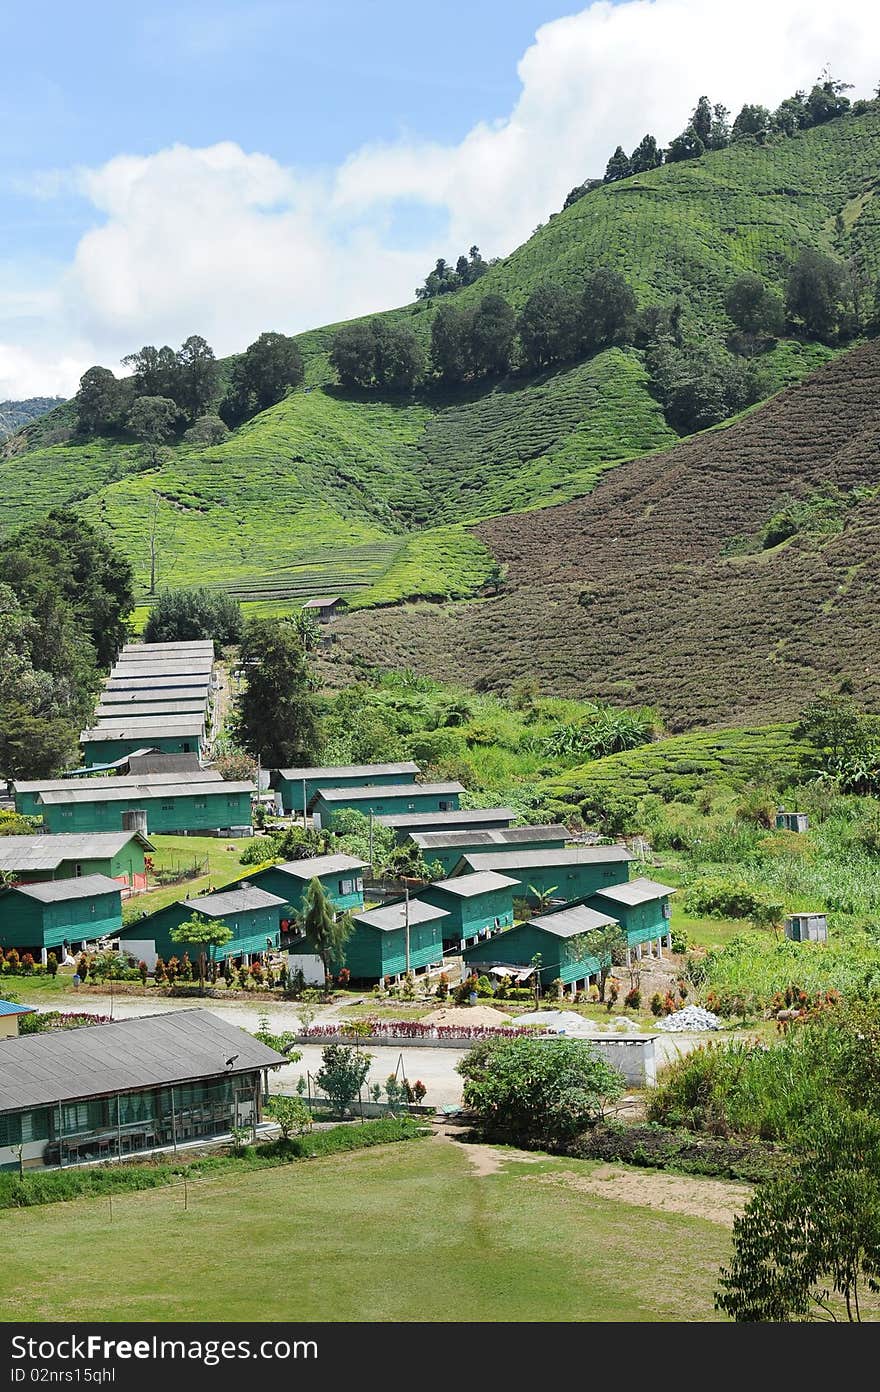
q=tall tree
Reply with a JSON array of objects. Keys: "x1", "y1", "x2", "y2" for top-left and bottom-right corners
[
  {"x1": 430, "y1": 302, "x2": 473, "y2": 383},
  {"x1": 75, "y1": 367, "x2": 130, "y2": 435},
  {"x1": 175, "y1": 335, "x2": 219, "y2": 419},
  {"x1": 732, "y1": 104, "x2": 772, "y2": 140},
  {"x1": 581, "y1": 267, "x2": 637, "y2": 351},
  {"x1": 517, "y1": 284, "x2": 581, "y2": 369},
  {"x1": 690, "y1": 95, "x2": 714, "y2": 146},
  {"x1": 470, "y1": 294, "x2": 516, "y2": 377},
  {"x1": 301, "y1": 877, "x2": 354, "y2": 987},
  {"x1": 329, "y1": 322, "x2": 376, "y2": 388},
  {"x1": 127, "y1": 395, "x2": 180, "y2": 465},
  {"x1": 786, "y1": 249, "x2": 850, "y2": 341},
  {"x1": 372, "y1": 320, "x2": 424, "y2": 391},
  {"x1": 666, "y1": 126, "x2": 705, "y2": 162},
  {"x1": 170, "y1": 915, "x2": 233, "y2": 994},
  {"x1": 143, "y1": 586, "x2": 244, "y2": 647},
  {"x1": 603, "y1": 145, "x2": 633, "y2": 183},
  {"x1": 724, "y1": 274, "x2": 785, "y2": 339},
  {"x1": 232, "y1": 617, "x2": 323, "y2": 767},
  {"x1": 629, "y1": 134, "x2": 663, "y2": 173},
  {"x1": 122, "y1": 344, "x2": 179, "y2": 399},
  {"x1": 223, "y1": 332, "x2": 304, "y2": 422}
]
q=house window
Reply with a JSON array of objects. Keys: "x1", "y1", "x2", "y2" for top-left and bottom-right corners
[
  {"x1": 74, "y1": 863, "x2": 83, "y2": 877},
  {"x1": 194, "y1": 800, "x2": 207, "y2": 810},
  {"x1": 662, "y1": 901, "x2": 671, "y2": 919},
  {"x1": 161, "y1": 802, "x2": 174, "y2": 812},
  {"x1": 226, "y1": 797, "x2": 238, "y2": 807},
  {"x1": 439, "y1": 801, "x2": 453, "y2": 811},
  {"x1": 339, "y1": 879, "x2": 354, "y2": 896}
]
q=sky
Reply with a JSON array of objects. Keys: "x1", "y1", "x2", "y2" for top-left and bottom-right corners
[{"x1": 1, "y1": 0, "x2": 879, "y2": 398}]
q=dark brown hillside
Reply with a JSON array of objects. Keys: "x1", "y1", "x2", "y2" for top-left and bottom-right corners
[{"x1": 332, "y1": 342, "x2": 880, "y2": 729}]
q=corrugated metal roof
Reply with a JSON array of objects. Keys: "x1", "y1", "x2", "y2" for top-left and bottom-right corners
[
  {"x1": 272, "y1": 853, "x2": 367, "y2": 879},
  {"x1": 378, "y1": 808, "x2": 515, "y2": 829},
  {"x1": 0, "y1": 1000, "x2": 35, "y2": 1017},
  {"x1": 313, "y1": 781, "x2": 464, "y2": 804},
  {"x1": 98, "y1": 701, "x2": 208, "y2": 719},
  {"x1": 355, "y1": 900, "x2": 449, "y2": 933},
  {"x1": 275, "y1": 762, "x2": 420, "y2": 781},
  {"x1": 0, "y1": 1010, "x2": 285, "y2": 1114},
  {"x1": 426, "y1": 871, "x2": 520, "y2": 898},
  {"x1": 0, "y1": 831, "x2": 154, "y2": 872},
  {"x1": 121, "y1": 641, "x2": 215, "y2": 655},
  {"x1": 37, "y1": 781, "x2": 254, "y2": 806},
  {"x1": 106, "y1": 675, "x2": 211, "y2": 691},
  {"x1": 107, "y1": 662, "x2": 213, "y2": 679},
  {"x1": 14, "y1": 772, "x2": 220, "y2": 795},
  {"x1": 528, "y1": 905, "x2": 620, "y2": 938},
  {"x1": 411, "y1": 824, "x2": 567, "y2": 850},
  {"x1": 182, "y1": 886, "x2": 287, "y2": 915},
  {"x1": 302, "y1": 597, "x2": 342, "y2": 609},
  {"x1": 592, "y1": 876, "x2": 677, "y2": 906},
  {"x1": 458, "y1": 846, "x2": 634, "y2": 874},
  {"x1": 85, "y1": 717, "x2": 206, "y2": 738},
  {"x1": 6, "y1": 874, "x2": 123, "y2": 904}
]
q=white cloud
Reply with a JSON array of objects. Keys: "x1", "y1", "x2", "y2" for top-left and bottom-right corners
[{"x1": 1, "y1": 0, "x2": 878, "y2": 398}]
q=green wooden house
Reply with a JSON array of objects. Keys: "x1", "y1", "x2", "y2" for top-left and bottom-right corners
[
  {"x1": 117, "y1": 884, "x2": 288, "y2": 968},
  {"x1": 463, "y1": 903, "x2": 621, "y2": 990},
  {"x1": 585, "y1": 878, "x2": 677, "y2": 954},
  {"x1": 309, "y1": 781, "x2": 463, "y2": 832},
  {"x1": 288, "y1": 898, "x2": 448, "y2": 984},
  {"x1": 379, "y1": 807, "x2": 517, "y2": 843},
  {"x1": 80, "y1": 721, "x2": 206, "y2": 764},
  {"x1": 416, "y1": 871, "x2": 519, "y2": 951},
  {"x1": 0, "y1": 875, "x2": 123, "y2": 956},
  {"x1": 249, "y1": 853, "x2": 367, "y2": 915},
  {"x1": 271, "y1": 763, "x2": 420, "y2": 815},
  {"x1": 453, "y1": 846, "x2": 634, "y2": 905},
  {"x1": 409, "y1": 824, "x2": 569, "y2": 876},
  {"x1": 0, "y1": 832, "x2": 154, "y2": 887},
  {"x1": 37, "y1": 780, "x2": 254, "y2": 837},
  {"x1": 13, "y1": 772, "x2": 221, "y2": 818}
]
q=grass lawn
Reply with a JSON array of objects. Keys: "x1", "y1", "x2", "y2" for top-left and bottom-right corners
[
  {"x1": 0, "y1": 1136, "x2": 730, "y2": 1321},
  {"x1": 123, "y1": 835, "x2": 253, "y2": 924}
]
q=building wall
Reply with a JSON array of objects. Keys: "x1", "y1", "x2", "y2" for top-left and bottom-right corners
[
  {"x1": 81, "y1": 733, "x2": 203, "y2": 763},
  {"x1": 463, "y1": 922, "x2": 601, "y2": 986},
  {"x1": 304, "y1": 917, "x2": 444, "y2": 981},
  {"x1": 587, "y1": 896, "x2": 671, "y2": 947},
  {"x1": 418, "y1": 884, "x2": 514, "y2": 946},
  {"x1": 278, "y1": 771, "x2": 417, "y2": 815},
  {"x1": 0, "y1": 1015, "x2": 23, "y2": 1039},
  {"x1": 251, "y1": 866, "x2": 364, "y2": 914},
  {"x1": 0, "y1": 888, "x2": 122, "y2": 951},
  {"x1": 313, "y1": 787, "x2": 461, "y2": 831},
  {"x1": 500, "y1": 860, "x2": 629, "y2": 903},
  {"x1": 422, "y1": 835, "x2": 566, "y2": 876},
  {"x1": 41, "y1": 789, "x2": 252, "y2": 837}
]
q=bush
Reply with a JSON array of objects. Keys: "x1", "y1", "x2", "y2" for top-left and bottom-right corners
[
  {"x1": 457, "y1": 1036, "x2": 625, "y2": 1147},
  {"x1": 681, "y1": 876, "x2": 771, "y2": 919},
  {"x1": 568, "y1": 1121, "x2": 783, "y2": 1184}
]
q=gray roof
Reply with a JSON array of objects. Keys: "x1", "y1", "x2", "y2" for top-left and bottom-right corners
[
  {"x1": 0, "y1": 1010, "x2": 285, "y2": 1114},
  {"x1": 355, "y1": 900, "x2": 449, "y2": 933},
  {"x1": 87, "y1": 713, "x2": 205, "y2": 731},
  {"x1": 0, "y1": 832, "x2": 154, "y2": 872},
  {"x1": 182, "y1": 886, "x2": 287, "y2": 916},
  {"x1": 591, "y1": 876, "x2": 677, "y2": 907},
  {"x1": 81, "y1": 721, "x2": 205, "y2": 742},
  {"x1": 105, "y1": 675, "x2": 211, "y2": 691},
  {"x1": 37, "y1": 780, "x2": 254, "y2": 806},
  {"x1": 411, "y1": 824, "x2": 568, "y2": 851},
  {"x1": 121, "y1": 641, "x2": 215, "y2": 655},
  {"x1": 271, "y1": 853, "x2": 367, "y2": 880},
  {"x1": 302, "y1": 597, "x2": 342, "y2": 609},
  {"x1": 457, "y1": 846, "x2": 634, "y2": 874},
  {"x1": 528, "y1": 905, "x2": 620, "y2": 938},
  {"x1": 6, "y1": 874, "x2": 123, "y2": 904},
  {"x1": 425, "y1": 871, "x2": 520, "y2": 898},
  {"x1": 14, "y1": 771, "x2": 220, "y2": 795},
  {"x1": 313, "y1": 781, "x2": 464, "y2": 805},
  {"x1": 378, "y1": 807, "x2": 515, "y2": 830},
  {"x1": 97, "y1": 701, "x2": 208, "y2": 719},
  {"x1": 275, "y1": 762, "x2": 420, "y2": 781},
  {"x1": 108, "y1": 661, "x2": 213, "y2": 678}
]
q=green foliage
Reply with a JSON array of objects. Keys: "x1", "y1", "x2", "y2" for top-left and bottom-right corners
[
  {"x1": 183, "y1": 414, "x2": 229, "y2": 447},
  {"x1": 687, "y1": 935, "x2": 880, "y2": 1013},
  {"x1": 143, "y1": 585, "x2": 243, "y2": 647},
  {"x1": 570, "y1": 1121, "x2": 781, "y2": 1184},
  {"x1": 264, "y1": 1094, "x2": 312, "y2": 1138},
  {"x1": 330, "y1": 319, "x2": 423, "y2": 392},
  {"x1": 415, "y1": 246, "x2": 490, "y2": 300},
  {"x1": 716, "y1": 1109, "x2": 880, "y2": 1321},
  {"x1": 222, "y1": 331, "x2": 304, "y2": 423},
  {"x1": 457, "y1": 1035, "x2": 625, "y2": 1146},
  {"x1": 681, "y1": 876, "x2": 774, "y2": 920},
  {"x1": 314, "y1": 1042, "x2": 372, "y2": 1115},
  {"x1": 785, "y1": 248, "x2": 853, "y2": 342},
  {"x1": 302, "y1": 877, "x2": 353, "y2": 981},
  {"x1": 232, "y1": 616, "x2": 323, "y2": 766}
]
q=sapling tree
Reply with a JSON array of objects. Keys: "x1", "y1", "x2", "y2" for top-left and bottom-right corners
[
  {"x1": 315, "y1": 1043, "x2": 371, "y2": 1116},
  {"x1": 170, "y1": 915, "x2": 233, "y2": 994}
]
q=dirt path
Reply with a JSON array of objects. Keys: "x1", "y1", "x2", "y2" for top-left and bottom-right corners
[
  {"x1": 533, "y1": 1164, "x2": 751, "y2": 1227},
  {"x1": 432, "y1": 1126, "x2": 544, "y2": 1176}
]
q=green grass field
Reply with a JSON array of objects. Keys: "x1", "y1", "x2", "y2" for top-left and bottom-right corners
[
  {"x1": 121, "y1": 835, "x2": 254, "y2": 924},
  {"x1": 6, "y1": 107, "x2": 879, "y2": 615},
  {"x1": 0, "y1": 1136, "x2": 731, "y2": 1321}
]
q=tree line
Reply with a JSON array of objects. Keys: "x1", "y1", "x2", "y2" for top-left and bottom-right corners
[
  {"x1": 0, "y1": 511, "x2": 134, "y2": 779},
  {"x1": 74, "y1": 330, "x2": 304, "y2": 445},
  {"x1": 414, "y1": 245, "x2": 498, "y2": 301},
  {"x1": 563, "y1": 75, "x2": 875, "y2": 207}
]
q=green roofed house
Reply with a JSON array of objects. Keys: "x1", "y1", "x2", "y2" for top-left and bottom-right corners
[
  {"x1": 416, "y1": 871, "x2": 519, "y2": 952},
  {"x1": 463, "y1": 903, "x2": 621, "y2": 992},
  {"x1": 80, "y1": 720, "x2": 207, "y2": 765},
  {"x1": 271, "y1": 763, "x2": 420, "y2": 816},
  {"x1": 0, "y1": 875, "x2": 123, "y2": 960},
  {"x1": 0, "y1": 832, "x2": 154, "y2": 889},
  {"x1": 249, "y1": 854, "x2": 367, "y2": 915},
  {"x1": 309, "y1": 782, "x2": 464, "y2": 832},
  {"x1": 378, "y1": 807, "x2": 517, "y2": 843},
  {"x1": 117, "y1": 884, "x2": 288, "y2": 970},
  {"x1": 36, "y1": 780, "x2": 254, "y2": 837},
  {"x1": 409, "y1": 824, "x2": 569, "y2": 876},
  {"x1": 0, "y1": 1010, "x2": 285, "y2": 1171},
  {"x1": 453, "y1": 846, "x2": 634, "y2": 906},
  {"x1": 585, "y1": 878, "x2": 677, "y2": 962},
  {"x1": 288, "y1": 898, "x2": 447, "y2": 986}
]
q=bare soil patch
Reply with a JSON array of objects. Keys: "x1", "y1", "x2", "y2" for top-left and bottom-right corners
[{"x1": 535, "y1": 1164, "x2": 751, "y2": 1226}]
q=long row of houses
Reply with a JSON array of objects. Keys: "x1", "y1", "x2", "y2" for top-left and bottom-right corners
[{"x1": 79, "y1": 639, "x2": 217, "y2": 767}]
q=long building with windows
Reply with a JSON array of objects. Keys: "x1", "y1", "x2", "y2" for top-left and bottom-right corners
[{"x1": 0, "y1": 1011, "x2": 286, "y2": 1171}]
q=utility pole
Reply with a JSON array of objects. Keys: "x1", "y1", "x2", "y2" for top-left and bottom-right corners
[
  {"x1": 404, "y1": 882, "x2": 411, "y2": 977},
  {"x1": 302, "y1": 778, "x2": 307, "y2": 831},
  {"x1": 369, "y1": 811, "x2": 374, "y2": 876}
]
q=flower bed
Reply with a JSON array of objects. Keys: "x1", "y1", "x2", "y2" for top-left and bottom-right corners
[{"x1": 299, "y1": 1020, "x2": 531, "y2": 1043}]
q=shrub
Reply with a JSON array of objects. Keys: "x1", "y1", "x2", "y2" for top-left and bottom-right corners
[
  {"x1": 457, "y1": 1036, "x2": 625, "y2": 1147},
  {"x1": 624, "y1": 987, "x2": 641, "y2": 1010},
  {"x1": 681, "y1": 876, "x2": 772, "y2": 919},
  {"x1": 569, "y1": 1121, "x2": 782, "y2": 1184}
]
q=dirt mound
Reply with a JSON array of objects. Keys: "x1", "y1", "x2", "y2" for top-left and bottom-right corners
[{"x1": 421, "y1": 1005, "x2": 514, "y2": 1027}]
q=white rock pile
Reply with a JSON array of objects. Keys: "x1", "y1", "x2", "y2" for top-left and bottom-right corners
[{"x1": 657, "y1": 1004, "x2": 721, "y2": 1032}]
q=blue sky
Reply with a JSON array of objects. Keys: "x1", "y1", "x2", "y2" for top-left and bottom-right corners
[{"x1": 0, "y1": 0, "x2": 877, "y2": 397}]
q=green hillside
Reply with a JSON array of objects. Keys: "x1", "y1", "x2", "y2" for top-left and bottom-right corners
[{"x1": 6, "y1": 105, "x2": 880, "y2": 609}]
